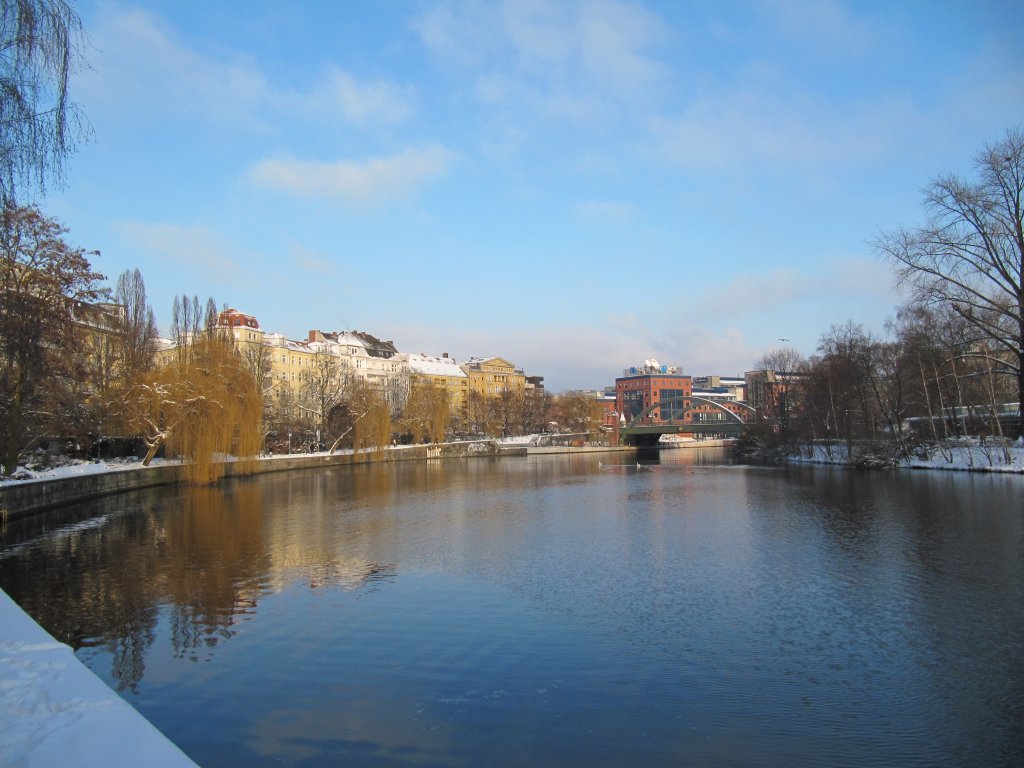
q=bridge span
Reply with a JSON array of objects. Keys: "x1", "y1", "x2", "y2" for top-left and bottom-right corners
[
  {"x1": 618, "y1": 395, "x2": 753, "y2": 447},
  {"x1": 619, "y1": 420, "x2": 747, "y2": 446}
]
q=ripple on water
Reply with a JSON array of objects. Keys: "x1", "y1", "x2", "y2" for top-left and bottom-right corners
[{"x1": 0, "y1": 459, "x2": 1022, "y2": 767}]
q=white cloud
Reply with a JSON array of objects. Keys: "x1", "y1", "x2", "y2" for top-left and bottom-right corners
[
  {"x1": 299, "y1": 66, "x2": 415, "y2": 126},
  {"x1": 80, "y1": 9, "x2": 268, "y2": 125},
  {"x1": 574, "y1": 200, "x2": 634, "y2": 224},
  {"x1": 248, "y1": 146, "x2": 454, "y2": 204},
  {"x1": 756, "y1": 0, "x2": 879, "y2": 52},
  {"x1": 114, "y1": 221, "x2": 242, "y2": 280},
  {"x1": 288, "y1": 244, "x2": 340, "y2": 278},
  {"x1": 385, "y1": 314, "x2": 670, "y2": 391},
  {"x1": 648, "y1": 91, "x2": 920, "y2": 173},
  {"x1": 689, "y1": 258, "x2": 898, "y2": 318},
  {"x1": 413, "y1": 0, "x2": 668, "y2": 121},
  {"x1": 577, "y1": 0, "x2": 667, "y2": 97},
  {"x1": 656, "y1": 325, "x2": 760, "y2": 378},
  {"x1": 110, "y1": 221, "x2": 262, "y2": 322},
  {"x1": 81, "y1": 8, "x2": 415, "y2": 129}
]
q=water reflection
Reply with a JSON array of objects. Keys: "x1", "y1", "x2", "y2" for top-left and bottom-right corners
[
  {"x1": 0, "y1": 477, "x2": 398, "y2": 691},
  {"x1": 1, "y1": 456, "x2": 1021, "y2": 767}
]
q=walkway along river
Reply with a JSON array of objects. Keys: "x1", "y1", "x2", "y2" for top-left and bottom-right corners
[{"x1": 1, "y1": 449, "x2": 1022, "y2": 767}]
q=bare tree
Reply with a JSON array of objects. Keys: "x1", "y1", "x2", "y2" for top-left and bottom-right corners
[
  {"x1": 751, "y1": 345, "x2": 806, "y2": 435},
  {"x1": 241, "y1": 342, "x2": 274, "y2": 413},
  {"x1": 114, "y1": 268, "x2": 157, "y2": 380},
  {"x1": 327, "y1": 377, "x2": 387, "y2": 453},
  {"x1": 400, "y1": 379, "x2": 450, "y2": 443},
  {"x1": 1, "y1": 0, "x2": 90, "y2": 205},
  {"x1": 300, "y1": 349, "x2": 349, "y2": 440},
  {"x1": 0, "y1": 202, "x2": 103, "y2": 473},
  {"x1": 875, "y1": 128, "x2": 1024, "y2": 424},
  {"x1": 521, "y1": 388, "x2": 552, "y2": 435},
  {"x1": 465, "y1": 390, "x2": 496, "y2": 436},
  {"x1": 495, "y1": 386, "x2": 525, "y2": 437},
  {"x1": 554, "y1": 393, "x2": 595, "y2": 435}
]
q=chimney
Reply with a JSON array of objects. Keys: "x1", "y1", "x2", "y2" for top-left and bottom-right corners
[{"x1": 442, "y1": 352, "x2": 449, "y2": 358}]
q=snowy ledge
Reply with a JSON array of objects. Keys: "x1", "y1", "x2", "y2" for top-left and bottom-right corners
[
  {"x1": 784, "y1": 439, "x2": 1024, "y2": 473},
  {"x1": 0, "y1": 442, "x2": 527, "y2": 518},
  {"x1": 0, "y1": 589, "x2": 198, "y2": 767}
]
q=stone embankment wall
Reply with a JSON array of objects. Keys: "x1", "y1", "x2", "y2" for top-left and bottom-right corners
[{"x1": 1, "y1": 441, "x2": 527, "y2": 520}]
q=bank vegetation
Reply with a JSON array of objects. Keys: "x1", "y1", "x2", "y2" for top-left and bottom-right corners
[{"x1": 744, "y1": 129, "x2": 1023, "y2": 472}]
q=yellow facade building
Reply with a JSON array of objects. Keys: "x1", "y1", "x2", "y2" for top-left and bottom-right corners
[
  {"x1": 460, "y1": 356, "x2": 526, "y2": 397},
  {"x1": 404, "y1": 353, "x2": 469, "y2": 414},
  {"x1": 214, "y1": 309, "x2": 409, "y2": 421}
]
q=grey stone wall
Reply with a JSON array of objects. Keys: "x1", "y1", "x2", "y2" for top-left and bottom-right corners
[{"x1": 0, "y1": 442, "x2": 524, "y2": 520}]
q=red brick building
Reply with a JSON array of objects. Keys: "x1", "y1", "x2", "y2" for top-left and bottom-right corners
[{"x1": 616, "y1": 363, "x2": 692, "y2": 425}]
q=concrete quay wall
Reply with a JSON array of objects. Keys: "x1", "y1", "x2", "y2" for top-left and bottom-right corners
[
  {"x1": 0, "y1": 441, "x2": 527, "y2": 520},
  {"x1": 0, "y1": 588, "x2": 199, "y2": 767}
]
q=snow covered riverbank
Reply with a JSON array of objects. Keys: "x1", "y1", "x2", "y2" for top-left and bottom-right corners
[
  {"x1": 3, "y1": 435, "x2": 1021, "y2": 489},
  {"x1": 787, "y1": 438, "x2": 1024, "y2": 473},
  {"x1": 0, "y1": 589, "x2": 197, "y2": 767}
]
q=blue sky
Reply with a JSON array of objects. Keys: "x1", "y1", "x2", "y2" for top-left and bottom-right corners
[{"x1": 47, "y1": 0, "x2": 1024, "y2": 391}]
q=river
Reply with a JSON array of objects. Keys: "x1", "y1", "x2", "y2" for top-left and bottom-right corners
[{"x1": 1, "y1": 450, "x2": 1021, "y2": 767}]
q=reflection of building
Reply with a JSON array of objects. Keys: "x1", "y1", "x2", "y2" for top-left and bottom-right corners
[
  {"x1": 616, "y1": 361, "x2": 692, "y2": 424},
  {"x1": 405, "y1": 352, "x2": 469, "y2": 413},
  {"x1": 745, "y1": 369, "x2": 804, "y2": 422}
]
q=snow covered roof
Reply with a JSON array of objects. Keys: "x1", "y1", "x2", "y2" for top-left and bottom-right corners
[
  {"x1": 406, "y1": 353, "x2": 467, "y2": 378},
  {"x1": 216, "y1": 308, "x2": 260, "y2": 330},
  {"x1": 309, "y1": 330, "x2": 399, "y2": 358},
  {"x1": 463, "y1": 356, "x2": 521, "y2": 372}
]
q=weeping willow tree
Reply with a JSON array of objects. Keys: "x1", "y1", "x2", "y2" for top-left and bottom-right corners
[
  {"x1": 400, "y1": 379, "x2": 450, "y2": 443},
  {"x1": 131, "y1": 329, "x2": 261, "y2": 484},
  {"x1": 348, "y1": 379, "x2": 391, "y2": 460},
  {"x1": 325, "y1": 376, "x2": 387, "y2": 455},
  {"x1": 354, "y1": 396, "x2": 391, "y2": 459}
]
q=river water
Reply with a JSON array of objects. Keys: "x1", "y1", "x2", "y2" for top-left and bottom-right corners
[{"x1": 1, "y1": 450, "x2": 1022, "y2": 767}]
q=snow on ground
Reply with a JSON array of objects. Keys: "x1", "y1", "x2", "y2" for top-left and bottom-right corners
[
  {"x1": 4, "y1": 437, "x2": 1023, "y2": 486},
  {"x1": 0, "y1": 456, "x2": 181, "y2": 485},
  {"x1": 788, "y1": 437, "x2": 1024, "y2": 473},
  {"x1": 496, "y1": 435, "x2": 538, "y2": 445},
  {"x1": 0, "y1": 589, "x2": 197, "y2": 767}
]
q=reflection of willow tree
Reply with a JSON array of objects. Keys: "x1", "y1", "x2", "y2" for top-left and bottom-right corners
[
  {"x1": 71, "y1": 525, "x2": 161, "y2": 694},
  {"x1": 162, "y1": 484, "x2": 269, "y2": 659},
  {"x1": 0, "y1": 505, "x2": 163, "y2": 693},
  {"x1": 0, "y1": 482, "x2": 270, "y2": 690},
  {"x1": 130, "y1": 330, "x2": 262, "y2": 484}
]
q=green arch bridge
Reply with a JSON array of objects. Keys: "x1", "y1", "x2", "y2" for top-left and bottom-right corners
[{"x1": 619, "y1": 395, "x2": 754, "y2": 447}]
